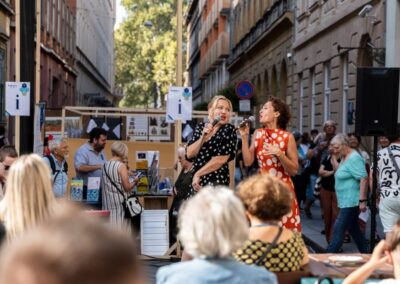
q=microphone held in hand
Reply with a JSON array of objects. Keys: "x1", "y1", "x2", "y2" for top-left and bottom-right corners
[
  {"x1": 211, "y1": 116, "x2": 221, "y2": 127},
  {"x1": 236, "y1": 116, "x2": 255, "y2": 130}
]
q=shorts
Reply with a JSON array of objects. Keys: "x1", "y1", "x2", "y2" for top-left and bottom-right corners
[{"x1": 379, "y1": 197, "x2": 400, "y2": 233}]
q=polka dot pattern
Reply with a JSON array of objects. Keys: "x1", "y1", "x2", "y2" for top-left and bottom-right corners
[
  {"x1": 188, "y1": 123, "x2": 237, "y2": 192},
  {"x1": 234, "y1": 232, "x2": 306, "y2": 272},
  {"x1": 255, "y1": 128, "x2": 301, "y2": 232}
]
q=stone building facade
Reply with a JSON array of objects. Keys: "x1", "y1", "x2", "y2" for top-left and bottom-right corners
[
  {"x1": 227, "y1": 0, "x2": 295, "y2": 115},
  {"x1": 293, "y1": 0, "x2": 385, "y2": 133}
]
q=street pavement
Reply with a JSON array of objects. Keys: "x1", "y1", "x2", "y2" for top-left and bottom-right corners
[{"x1": 300, "y1": 199, "x2": 385, "y2": 253}]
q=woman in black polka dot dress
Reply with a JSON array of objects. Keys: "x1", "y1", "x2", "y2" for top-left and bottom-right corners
[{"x1": 186, "y1": 96, "x2": 237, "y2": 192}]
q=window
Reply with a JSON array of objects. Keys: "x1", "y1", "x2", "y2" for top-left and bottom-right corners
[
  {"x1": 298, "y1": 73, "x2": 304, "y2": 132},
  {"x1": 310, "y1": 68, "x2": 316, "y2": 129},
  {"x1": 324, "y1": 61, "x2": 331, "y2": 122},
  {"x1": 342, "y1": 54, "x2": 349, "y2": 133}
]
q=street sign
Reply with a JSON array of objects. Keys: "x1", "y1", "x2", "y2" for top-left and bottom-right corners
[
  {"x1": 166, "y1": 86, "x2": 192, "y2": 123},
  {"x1": 6, "y1": 82, "x2": 31, "y2": 116},
  {"x1": 239, "y1": 100, "x2": 251, "y2": 112},
  {"x1": 235, "y1": 80, "x2": 254, "y2": 100}
]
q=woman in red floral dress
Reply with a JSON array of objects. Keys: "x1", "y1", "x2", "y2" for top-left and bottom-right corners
[{"x1": 239, "y1": 97, "x2": 301, "y2": 232}]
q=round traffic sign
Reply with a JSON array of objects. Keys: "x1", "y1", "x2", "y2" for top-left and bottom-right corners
[{"x1": 235, "y1": 80, "x2": 254, "y2": 99}]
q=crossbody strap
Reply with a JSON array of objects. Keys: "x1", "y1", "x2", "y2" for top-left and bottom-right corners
[
  {"x1": 103, "y1": 164, "x2": 127, "y2": 200},
  {"x1": 254, "y1": 226, "x2": 283, "y2": 266},
  {"x1": 387, "y1": 147, "x2": 400, "y2": 176}
]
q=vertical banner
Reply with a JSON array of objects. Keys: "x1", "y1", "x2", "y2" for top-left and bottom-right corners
[
  {"x1": 5, "y1": 82, "x2": 31, "y2": 116},
  {"x1": 33, "y1": 102, "x2": 45, "y2": 155},
  {"x1": 166, "y1": 86, "x2": 192, "y2": 123}
]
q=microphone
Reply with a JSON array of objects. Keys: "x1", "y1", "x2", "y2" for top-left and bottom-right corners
[
  {"x1": 211, "y1": 116, "x2": 221, "y2": 127},
  {"x1": 236, "y1": 116, "x2": 255, "y2": 130}
]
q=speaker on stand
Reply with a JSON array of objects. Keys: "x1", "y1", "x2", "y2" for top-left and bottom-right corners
[{"x1": 355, "y1": 67, "x2": 400, "y2": 252}]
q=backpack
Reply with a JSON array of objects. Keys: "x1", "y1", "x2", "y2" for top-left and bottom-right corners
[{"x1": 44, "y1": 155, "x2": 68, "y2": 184}]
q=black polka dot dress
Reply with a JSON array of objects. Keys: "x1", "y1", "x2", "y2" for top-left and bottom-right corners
[{"x1": 188, "y1": 122, "x2": 237, "y2": 189}]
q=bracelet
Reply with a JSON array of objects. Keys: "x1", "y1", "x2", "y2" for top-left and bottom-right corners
[{"x1": 359, "y1": 199, "x2": 367, "y2": 203}]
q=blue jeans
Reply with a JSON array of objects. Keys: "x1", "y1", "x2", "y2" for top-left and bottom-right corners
[
  {"x1": 326, "y1": 206, "x2": 368, "y2": 253},
  {"x1": 306, "y1": 174, "x2": 318, "y2": 201}
]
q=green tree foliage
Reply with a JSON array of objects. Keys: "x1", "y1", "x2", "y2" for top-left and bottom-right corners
[{"x1": 116, "y1": 0, "x2": 177, "y2": 108}]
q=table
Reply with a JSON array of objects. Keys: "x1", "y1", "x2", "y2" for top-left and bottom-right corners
[
  {"x1": 306, "y1": 254, "x2": 393, "y2": 279},
  {"x1": 276, "y1": 254, "x2": 393, "y2": 284}
]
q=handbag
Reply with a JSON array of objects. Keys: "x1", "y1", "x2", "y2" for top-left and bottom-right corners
[
  {"x1": 255, "y1": 226, "x2": 283, "y2": 266},
  {"x1": 313, "y1": 176, "x2": 322, "y2": 198},
  {"x1": 103, "y1": 164, "x2": 143, "y2": 218}
]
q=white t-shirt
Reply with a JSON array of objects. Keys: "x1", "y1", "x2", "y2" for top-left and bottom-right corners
[{"x1": 377, "y1": 143, "x2": 400, "y2": 199}]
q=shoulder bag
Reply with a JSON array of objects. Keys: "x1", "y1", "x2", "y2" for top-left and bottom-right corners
[
  {"x1": 255, "y1": 226, "x2": 283, "y2": 266},
  {"x1": 103, "y1": 164, "x2": 143, "y2": 218}
]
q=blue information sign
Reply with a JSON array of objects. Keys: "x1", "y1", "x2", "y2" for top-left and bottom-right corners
[{"x1": 235, "y1": 80, "x2": 254, "y2": 100}]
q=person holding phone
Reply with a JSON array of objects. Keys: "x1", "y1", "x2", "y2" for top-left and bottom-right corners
[{"x1": 101, "y1": 142, "x2": 138, "y2": 232}]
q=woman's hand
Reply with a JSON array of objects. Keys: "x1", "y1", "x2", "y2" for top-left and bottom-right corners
[
  {"x1": 192, "y1": 174, "x2": 201, "y2": 191},
  {"x1": 202, "y1": 123, "x2": 213, "y2": 136},
  {"x1": 369, "y1": 240, "x2": 390, "y2": 267},
  {"x1": 238, "y1": 124, "x2": 250, "y2": 138},
  {"x1": 265, "y1": 142, "x2": 284, "y2": 158}
]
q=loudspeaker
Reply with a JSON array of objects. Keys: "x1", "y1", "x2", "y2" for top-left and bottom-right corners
[{"x1": 355, "y1": 67, "x2": 400, "y2": 136}]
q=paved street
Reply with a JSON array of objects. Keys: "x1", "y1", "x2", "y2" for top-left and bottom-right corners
[{"x1": 301, "y1": 199, "x2": 385, "y2": 253}]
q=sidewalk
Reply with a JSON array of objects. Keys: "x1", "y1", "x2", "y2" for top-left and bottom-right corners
[{"x1": 300, "y1": 199, "x2": 384, "y2": 253}]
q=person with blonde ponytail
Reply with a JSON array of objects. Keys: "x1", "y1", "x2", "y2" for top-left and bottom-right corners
[{"x1": 0, "y1": 154, "x2": 57, "y2": 240}]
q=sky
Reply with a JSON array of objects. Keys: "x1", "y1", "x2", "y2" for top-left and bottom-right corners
[{"x1": 115, "y1": 0, "x2": 127, "y2": 28}]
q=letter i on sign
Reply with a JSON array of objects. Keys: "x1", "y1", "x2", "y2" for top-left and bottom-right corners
[
  {"x1": 16, "y1": 94, "x2": 19, "y2": 110},
  {"x1": 178, "y1": 99, "x2": 182, "y2": 114}
]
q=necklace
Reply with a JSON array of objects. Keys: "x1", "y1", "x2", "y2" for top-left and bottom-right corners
[{"x1": 251, "y1": 222, "x2": 280, "y2": 228}]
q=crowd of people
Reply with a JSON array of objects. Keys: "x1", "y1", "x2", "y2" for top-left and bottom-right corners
[{"x1": 0, "y1": 94, "x2": 398, "y2": 283}]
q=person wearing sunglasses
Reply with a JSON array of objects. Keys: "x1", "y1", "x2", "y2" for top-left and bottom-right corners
[{"x1": 0, "y1": 145, "x2": 18, "y2": 200}]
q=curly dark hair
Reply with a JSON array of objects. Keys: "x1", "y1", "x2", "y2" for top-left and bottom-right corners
[
  {"x1": 268, "y1": 96, "x2": 291, "y2": 130},
  {"x1": 237, "y1": 174, "x2": 293, "y2": 221}
]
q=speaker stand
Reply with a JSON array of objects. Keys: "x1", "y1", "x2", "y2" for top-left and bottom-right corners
[{"x1": 370, "y1": 136, "x2": 379, "y2": 253}]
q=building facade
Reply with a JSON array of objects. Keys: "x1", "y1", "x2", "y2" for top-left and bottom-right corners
[
  {"x1": 40, "y1": 0, "x2": 77, "y2": 109},
  {"x1": 227, "y1": 0, "x2": 295, "y2": 115},
  {"x1": 185, "y1": 0, "x2": 202, "y2": 105},
  {"x1": 0, "y1": 0, "x2": 12, "y2": 124},
  {"x1": 293, "y1": 0, "x2": 385, "y2": 133},
  {"x1": 197, "y1": 0, "x2": 231, "y2": 105},
  {"x1": 74, "y1": 0, "x2": 116, "y2": 106}
]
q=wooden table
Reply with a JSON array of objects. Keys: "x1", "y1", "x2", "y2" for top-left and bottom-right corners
[
  {"x1": 306, "y1": 254, "x2": 393, "y2": 279},
  {"x1": 276, "y1": 254, "x2": 393, "y2": 284}
]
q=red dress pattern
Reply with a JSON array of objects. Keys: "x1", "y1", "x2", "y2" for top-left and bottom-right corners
[{"x1": 254, "y1": 128, "x2": 301, "y2": 232}]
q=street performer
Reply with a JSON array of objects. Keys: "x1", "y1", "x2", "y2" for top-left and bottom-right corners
[
  {"x1": 239, "y1": 97, "x2": 301, "y2": 232},
  {"x1": 186, "y1": 95, "x2": 237, "y2": 193}
]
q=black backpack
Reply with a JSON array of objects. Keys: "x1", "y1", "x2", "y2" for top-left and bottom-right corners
[{"x1": 44, "y1": 155, "x2": 68, "y2": 184}]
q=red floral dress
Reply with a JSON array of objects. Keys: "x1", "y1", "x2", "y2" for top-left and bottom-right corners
[{"x1": 254, "y1": 128, "x2": 301, "y2": 232}]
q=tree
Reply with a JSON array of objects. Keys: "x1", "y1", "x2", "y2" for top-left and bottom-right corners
[{"x1": 116, "y1": 0, "x2": 177, "y2": 108}]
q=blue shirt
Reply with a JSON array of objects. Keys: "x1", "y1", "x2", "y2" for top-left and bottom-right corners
[
  {"x1": 156, "y1": 258, "x2": 277, "y2": 284},
  {"x1": 335, "y1": 151, "x2": 367, "y2": 208},
  {"x1": 74, "y1": 143, "x2": 106, "y2": 186},
  {"x1": 43, "y1": 154, "x2": 68, "y2": 198}
]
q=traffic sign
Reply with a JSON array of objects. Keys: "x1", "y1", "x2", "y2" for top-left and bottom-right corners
[{"x1": 235, "y1": 80, "x2": 254, "y2": 100}]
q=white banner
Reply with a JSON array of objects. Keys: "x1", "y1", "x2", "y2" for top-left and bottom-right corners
[
  {"x1": 5, "y1": 82, "x2": 31, "y2": 116},
  {"x1": 166, "y1": 86, "x2": 192, "y2": 122}
]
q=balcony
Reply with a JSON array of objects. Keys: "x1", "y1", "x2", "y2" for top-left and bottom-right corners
[
  {"x1": 227, "y1": 0, "x2": 293, "y2": 67},
  {"x1": 217, "y1": 0, "x2": 230, "y2": 15}
]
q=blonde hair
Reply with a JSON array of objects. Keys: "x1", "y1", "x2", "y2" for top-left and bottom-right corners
[
  {"x1": 208, "y1": 96, "x2": 232, "y2": 118},
  {"x1": 178, "y1": 186, "x2": 248, "y2": 258},
  {"x1": 237, "y1": 174, "x2": 292, "y2": 221},
  {"x1": 110, "y1": 142, "x2": 128, "y2": 159},
  {"x1": 0, "y1": 154, "x2": 56, "y2": 239}
]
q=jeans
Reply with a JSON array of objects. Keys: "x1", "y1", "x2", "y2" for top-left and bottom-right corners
[
  {"x1": 326, "y1": 206, "x2": 368, "y2": 253},
  {"x1": 306, "y1": 174, "x2": 318, "y2": 201}
]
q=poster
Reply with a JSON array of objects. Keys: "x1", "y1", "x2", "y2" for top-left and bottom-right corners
[
  {"x1": 33, "y1": 103, "x2": 46, "y2": 155},
  {"x1": 45, "y1": 117, "x2": 81, "y2": 139},
  {"x1": 166, "y1": 86, "x2": 192, "y2": 122},
  {"x1": 126, "y1": 115, "x2": 170, "y2": 141},
  {"x1": 5, "y1": 82, "x2": 30, "y2": 116}
]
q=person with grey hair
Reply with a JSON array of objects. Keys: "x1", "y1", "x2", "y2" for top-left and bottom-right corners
[
  {"x1": 157, "y1": 186, "x2": 277, "y2": 284},
  {"x1": 326, "y1": 133, "x2": 368, "y2": 253},
  {"x1": 101, "y1": 141, "x2": 138, "y2": 232},
  {"x1": 43, "y1": 138, "x2": 69, "y2": 198}
]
